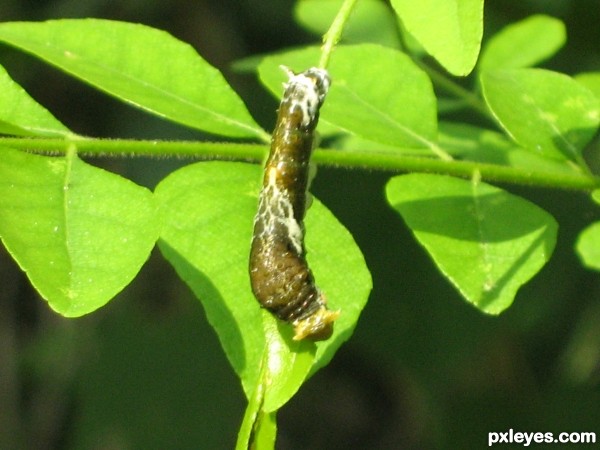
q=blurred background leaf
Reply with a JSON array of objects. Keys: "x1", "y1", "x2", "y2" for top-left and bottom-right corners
[{"x1": 478, "y1": 14, "x2": 565, "y2": 72}]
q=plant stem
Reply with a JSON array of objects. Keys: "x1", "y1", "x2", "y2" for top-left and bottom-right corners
[
  {"x1": 311, "y1": 148, "x2": 599, "y2": 191},
  {"x1": 1, "y1": 137, "x2": 598, "y2": 191},
  {"x1": 319, "y1": 0, "x2": 358, "y2": 69},
  {"x1": 414, "y1": 60, "x2": 491, "y2": 119},
  {"x1": 0, "y1": 137, "x2": 266, "y2": 160}
]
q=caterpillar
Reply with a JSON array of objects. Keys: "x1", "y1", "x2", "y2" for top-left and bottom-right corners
[{"x1": 249, "y1": 67, "x2": 339, "y2": 341}]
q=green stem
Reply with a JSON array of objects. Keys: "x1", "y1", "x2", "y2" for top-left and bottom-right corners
[
  {"x1": 319, "y1": 0, "x2": 358, "y2": 69},
  {"x1": 1, "y1": 137, "x2": 598, "y2": 191},
  {"x1": 415, "y1": 60, "x2": 491, "y2": 119},
  {"x1": 1, "y1": 137, "x2": 266, "y2": 160},
  {"x1": 311, "y1": 148, "x2": 599, "y2": 191}
]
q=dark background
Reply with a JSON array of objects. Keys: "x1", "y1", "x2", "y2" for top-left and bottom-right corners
[{"x1": 1, "y1": 1, "x2": 600, "y2": 448}]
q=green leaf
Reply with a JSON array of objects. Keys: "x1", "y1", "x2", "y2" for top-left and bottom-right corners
[
  {"x1": 0, "y1": 146, "x2": 160, "y2": 316},
  {"x1": 577, "y1": 222, "x2": 600, "y2": 271},
  {"x1": 328, "y1": 133, "x2": 433, "y2": 156},
  {"x1": 481, "y1": 69, "x2": 600, "y2": 162},
  {"x1": 0, "y1": 64, "x2": 71, "y2": 137},
  {"x1": 251, "y1": 411, "x2": 276, "y2": 450},
  {"x1": 439, "y1": 122, "x2": 582, "y2": 175},
  {"x1": 294, "y1": 0, "x2": 401, "y2": 48},
  {"x1": 259, "y1": 44, "x2": 438, "y2": 150},
  {"x1": 237, "y1": 404, "x2": 276, "y2": 450},
  {"x1": 155, "y1": 161, "x2": 371, "y2": 403},
  {"x1": 479, "y1": 15, "x2": 566, "y2": 72},
  {"x1": 0, "y1": 19, "x2": 267, "y2": 140},
  {"x1": 389, "y1": 0, "x2": 483, "y2": 76},
  {"x1": 260, "y1": 312, "x2": 316, "y2": 411},
  {"x1": 386, "y1": 173, "x2": 557, "y2": 314},
  {"x1": 576, "y1": 189, "x2": 600, "y2": 271},
  {"x1": 575, "y1": 72, "x2": 600, "y2": 108}
]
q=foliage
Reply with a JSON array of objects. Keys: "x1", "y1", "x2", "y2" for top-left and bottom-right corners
[{"x1": 0, "y1": 1, "x2": 599, "y2": 448}]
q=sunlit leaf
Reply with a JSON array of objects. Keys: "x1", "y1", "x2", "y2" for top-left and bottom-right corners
[
  {"x1": 0, "y1": 146, "x2": 160, "y2": 316},
  {"x1": 481, "y1": 69, "x2": 600, "y2": 162},
  {"x1": 386, "y1": 173, "x2": 557, "y2": 314},
  {"x1": 575, "y1": 72, "x2": 600, "y2": 108},
  {"x1": 479, "y1": 15, "x2": 566, "y2": 71},
  {"x1": 259, "y1": 45, "x2": 437, "y2": 150},
  {"x1": 0, "y1": 19, "x2": 266, "y2": 139},
  {"x1": 390, "y1": 0, "x2": 483, "y2": 75},
  {"x1": 155, "y1": 162, "x2": 371, "y2": 404},
  {"x1": 576, "y1": 189, "x2": 600, "y2": 271}
]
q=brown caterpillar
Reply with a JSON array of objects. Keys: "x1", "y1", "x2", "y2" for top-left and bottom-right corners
[{"x1": 249, "y1": 67, "x2": 339, "y2": 341}]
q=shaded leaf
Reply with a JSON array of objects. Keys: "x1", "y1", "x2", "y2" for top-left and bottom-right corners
[
  {"x1": 439, "y1": 121, "x2": 582, "y2": 175},
  {"x1": 0, "y1": 147, "x2": 160, "y2": 316},
  {"x1": 386, "y1": 173, "x2": 557, "y2": 314},
  {"x1": 0, "y1": 19, "x2": 266, "y2": 139},
  {"x1": 0, "y1": 63, "x2": 71, "y2": 137}
]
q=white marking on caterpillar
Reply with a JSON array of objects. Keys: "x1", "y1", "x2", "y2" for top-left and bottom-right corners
[{"x1": 249, "y1": 67, "x2": 339, "y2": 341}]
